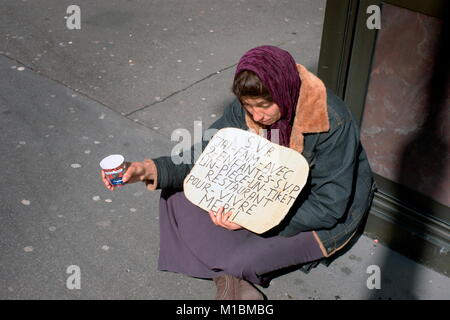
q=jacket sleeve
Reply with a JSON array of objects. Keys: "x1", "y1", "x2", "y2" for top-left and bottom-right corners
[
  {"x1": 151, "y1": 99, "x2": 244, "y2": 190},
  {"x1": 279, "y1": 119, "x2": 359, "y2": 236}
]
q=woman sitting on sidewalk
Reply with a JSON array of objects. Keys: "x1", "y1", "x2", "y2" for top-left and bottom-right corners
[{"x1": 101, "y1": 45, "x2": 376, "y2": 300}]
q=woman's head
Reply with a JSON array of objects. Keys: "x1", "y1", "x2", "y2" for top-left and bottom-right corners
[
  {"x1": 232, "y1": 69, "x2": 273, "y2": 102},
  {"x1": 232, "y1": 70, "x2": 281, "y2": 126},
  {"x1": 232, "y1": 45, "x2": 301, "y2": 146}
]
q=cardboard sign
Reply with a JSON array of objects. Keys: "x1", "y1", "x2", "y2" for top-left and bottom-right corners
[{"x1": 183, "y1": 128, "x2": 309, "y2": 234}]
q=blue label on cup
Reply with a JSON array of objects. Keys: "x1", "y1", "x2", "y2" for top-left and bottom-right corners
[{"x1": 110, "y1": 178, "x2": 124, "y2": 185}]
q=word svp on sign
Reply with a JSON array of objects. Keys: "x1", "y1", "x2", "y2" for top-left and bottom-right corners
[{"x1": 183, "y1": 128, "x2": 309, "y2": 234}]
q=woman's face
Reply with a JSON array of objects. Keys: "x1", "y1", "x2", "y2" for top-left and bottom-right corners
[{"x1": 241, "y1": 97, "x2": 281, "y2": 126}]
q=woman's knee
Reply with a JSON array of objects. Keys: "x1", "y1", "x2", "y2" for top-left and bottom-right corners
[{"x1": 226, "y1": 249, "x2": 266, "y2": 281}]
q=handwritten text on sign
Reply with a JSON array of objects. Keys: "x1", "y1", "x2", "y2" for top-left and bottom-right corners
[{"x1": 183, "y1": 128, "x2": 309, "y2": 234}]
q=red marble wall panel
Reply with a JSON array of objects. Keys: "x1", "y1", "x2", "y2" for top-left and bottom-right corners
[{"x1": 360, "y1": 3, "x2": 450, "y2": 207}]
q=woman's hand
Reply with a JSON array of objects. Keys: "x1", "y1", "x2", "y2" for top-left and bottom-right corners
[
  {"x1": 122, "y1": 161, "x2": 148, "y2": 184},
  {"x1": 208, "y1": 207, "x2": 243, "y2": 231},
  {"x1": 101, "y1": 161, "x2": 151, "y2": 191}
]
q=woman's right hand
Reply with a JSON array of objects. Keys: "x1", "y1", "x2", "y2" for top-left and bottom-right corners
[{"x1": 101, "y1": 161, "x2": 149, "y2": 191}]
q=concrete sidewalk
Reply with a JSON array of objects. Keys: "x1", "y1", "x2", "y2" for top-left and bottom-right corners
[{"x1": 1, "y1": 0, "x2": 449, "y2": 300}]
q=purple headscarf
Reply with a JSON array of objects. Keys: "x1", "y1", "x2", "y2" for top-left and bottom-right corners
[{"x1": 235, "y1": 45, "x2": 301, "y2": 147}]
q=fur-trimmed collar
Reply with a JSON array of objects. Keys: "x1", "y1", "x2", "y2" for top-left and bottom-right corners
[{"x1": 245, "y1": 64, "x2": 330, "y2": 153}]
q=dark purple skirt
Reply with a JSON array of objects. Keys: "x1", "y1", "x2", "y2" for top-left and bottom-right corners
[{"x1": 157, "y1": 190, "x2": 324, "y2": 286}]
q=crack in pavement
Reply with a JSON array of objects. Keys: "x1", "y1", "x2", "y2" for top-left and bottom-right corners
[
  {"x1": 124, "y1": 39, "x2": 293, "y2": 117},
  {"x1": 124, "y1": 63, "x2": 238, "y2": 118},
  {"x1": 0, "y1": 52, "x2": 170, "y2": 140}
]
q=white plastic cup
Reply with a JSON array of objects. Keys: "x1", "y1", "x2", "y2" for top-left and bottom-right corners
[{"x1": 100, "y1": 154, "x2": 125, "y2": 187}]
